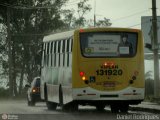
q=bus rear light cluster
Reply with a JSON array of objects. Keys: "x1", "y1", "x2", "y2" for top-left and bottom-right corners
[
  {"x1": 80, "y1": 71, "x2": 88, "y2": 83},
  {"x1": 129, "y1": 71, "x2": 139, "y2": 84}
]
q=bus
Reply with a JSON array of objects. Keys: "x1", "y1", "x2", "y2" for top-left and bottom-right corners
[{"x1": 40, "y1": 27, "x2": 145, "y2": 112}]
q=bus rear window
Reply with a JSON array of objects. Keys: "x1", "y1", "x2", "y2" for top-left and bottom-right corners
[{"x1": 80, "y1": 32, "x2": 137, "y2": 57}]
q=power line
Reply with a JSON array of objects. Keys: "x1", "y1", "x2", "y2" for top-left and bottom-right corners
[
  {"x1": 64, "y1": 2, "x2": 79, "y2": 7},
  {"x1": 127, "y1": 21, "x2": 150, "y2": 28},
  {"x1": 0, "y1": 3, "x2": 49, "y2": 9},
  {"x1": 0, "y1": 2, "x2": 79, "y2": 9},
  {"x1": 126, "y1": 19, "x2": 160, "y2": 28},
  {"x1": 127, "y1": 23, "x2": 141, "y2": 28},
  {"x1": 11, "y1": 33, "x2": 49, "y2": 36},
  {"x1": 112, "y1": 9, "x2": 151, "y2": 22},
  {"x1": 67, "y1": 0, "x2": 80, "y2": 4},
  {"x1": 0, "y1": 3, "x2": 13, "y2": 8}
]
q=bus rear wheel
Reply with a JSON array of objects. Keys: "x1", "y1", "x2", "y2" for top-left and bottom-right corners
[
  {"x1": 45, "y1": 84, "x2": 57, "y2": 110},
  {"x1": 46, "y1": 101, "x2": 57, "y2": 110},
  {"x1": 63, "y1": 102, "x2": 78, "y2": 111},
  {"x1": 119, "y1": 104, "x2": 129, "y2": 113},
  {"x1": 59, "y1": 85, "x2": 64, "y2": 109},
  {"x1": 110, "y1": 104, "x2": 119, "y2": 113}
]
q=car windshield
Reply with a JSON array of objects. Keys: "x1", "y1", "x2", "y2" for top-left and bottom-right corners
[{"x1": 34, "y1": 78, "x2": 40, "y2": 87}]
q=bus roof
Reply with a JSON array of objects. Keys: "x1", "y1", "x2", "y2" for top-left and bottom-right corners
[
  {"x1": 43, "y1": 30, "x2": 74, "y2": 42},
  {"x1": 43, "y1": 27, "x2": 141, "y2": 43}
]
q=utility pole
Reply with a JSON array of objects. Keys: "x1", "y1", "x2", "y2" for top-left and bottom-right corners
[
  {"x1": 7, "y1": 7, "x2": 13, "y2": 97},
  {"x1": 93, "y1": 0, "x2": 96, "y2": 27},
  {"x1": 152, "y1": 0, "x2": 160, "y2": 98}
]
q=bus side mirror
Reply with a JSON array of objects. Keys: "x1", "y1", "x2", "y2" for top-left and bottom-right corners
[
  {"x1": 145, "y1": 43, "x2": 152, "y2": 51},
  {"x1": 25, "y1": 84, "x2": 31, "y2": 88}
]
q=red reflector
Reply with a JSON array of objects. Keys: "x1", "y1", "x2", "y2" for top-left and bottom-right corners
[
  {"x1": 87, "y1": 94, "x2": 96, "y2": 96},
  {"x1": 79, "y1": 29, "x2": 84, "y2": 32},
  {"x1": 80, "y1": 71, "x2": 85, "y2": 77}
]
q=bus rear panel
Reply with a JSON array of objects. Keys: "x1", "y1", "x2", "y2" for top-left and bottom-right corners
[{"x1": 72, "y1": 28, "x2": 144, "y2": 108}]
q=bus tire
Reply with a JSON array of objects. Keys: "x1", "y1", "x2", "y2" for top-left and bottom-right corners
[
  {"x1": 63, "y1": 102, "x2": 78, "y2": 111},
  {"x1": 45, "y1": 84, "x2": 57, "y2": 110},
  {"x1": 110, "y1": 104, "x2": 119, "y2": 113},
  {"x1": 119, "y1": 104, "x2": 129, "y2": 113},
  {"x1": 71, "y1": 102, "x2": 78, "y2": 111},
  {"x1": 59, "y1": 85, "x2": 64, "y2": 109},
  {"x1": 46, "y1": 101, "x2": 57, "y2": 110},
  {"x1": 44, "y1": 83, "x2": 47, "y2": 101}
]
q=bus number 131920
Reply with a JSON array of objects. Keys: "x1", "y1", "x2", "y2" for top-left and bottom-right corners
[{"x1": 96, "y1": 69, "x2": 123, "y2": 76}]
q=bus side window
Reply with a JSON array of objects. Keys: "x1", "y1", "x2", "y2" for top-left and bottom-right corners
[
  {"x1": 51, "y1": 42, "x2": 55, "y2": 67},
  {"x1": 48, "y1": 42, "x2": 51, "y2": 67},
  {"x1": 47, "y1": 42, "x2": 50, "y2": 66},
  {"x1": 62, "y1": 40, "x2": 65, "y2": 67},
  {"x1": 44, "y1": 43, "x2": 48, "y2": 66},
  {"x1": 67, "y1": 39, "x2": 70, "y2": 52},
  {"x1": 58, "y1": 41, "x2": 61, "y2": 67},
  {"x1": 53, "y1": 41, "x2": 57, "y2": 67},
  {"x1": 42, "y1": 43, "x2": 45, "y2": 67},
  {"x1": 64, "y1": 40, "x2": 68, "y2": 67},
  {"x1": 60, "y1": 40, "x2": 64, "y2": 67},
  {"x1": 70, "y1": 37, "x2": 73, "y2": 52},
  {"x1": 56, "y1": 41, "x2": 59, "y2": 67},
  {"x1": 50, "y1": 42, "x2": 53, "y2": 67},
  {"x1": 69, "y1": 38, "x2": 72, "y2": 66},
  {"x1": 67, "y1": 39, "x2": 70, "y2": 67}
]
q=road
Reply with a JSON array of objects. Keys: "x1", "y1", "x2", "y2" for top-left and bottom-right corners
[{"x1": 0, "y1": 99, "x2": 159, "y2": 120}]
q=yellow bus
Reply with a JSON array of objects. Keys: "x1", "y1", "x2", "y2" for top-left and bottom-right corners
[{"x1": 40, "y1": 27, "x2": 145, "y2": 112}]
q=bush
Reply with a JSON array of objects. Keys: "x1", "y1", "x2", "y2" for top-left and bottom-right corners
[
  {"x1": 145, "y1": 79, "x2": 154, "y2": 101},
  {"x1": 0, "y1": 87, "x2": 10, "y2": 98}
]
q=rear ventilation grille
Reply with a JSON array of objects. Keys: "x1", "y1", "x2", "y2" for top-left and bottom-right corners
[{"x1": 100, "y1": 94, "x2": 118, "y2": 97}]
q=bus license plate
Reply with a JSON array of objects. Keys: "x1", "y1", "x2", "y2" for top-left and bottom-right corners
[{"x1": 103, "y1": 82, "x2": 115, "y2": 87}]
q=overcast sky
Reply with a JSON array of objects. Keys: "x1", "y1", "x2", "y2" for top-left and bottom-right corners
[
  {"x1": 64, "y1": 0, "x2": 160, "y2": 76},
  {"x1": 65, "y1": 0, "x2": 160, "y2": 29}
]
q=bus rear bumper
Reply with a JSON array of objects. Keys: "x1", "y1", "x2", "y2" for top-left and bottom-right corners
[{"x1": 72, "y1": 86, "x2": 144, "y2": 102}]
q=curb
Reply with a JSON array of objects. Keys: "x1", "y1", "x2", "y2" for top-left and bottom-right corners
[{"x1": 129, "y1": 106, "x2": 160, "y2": 113}]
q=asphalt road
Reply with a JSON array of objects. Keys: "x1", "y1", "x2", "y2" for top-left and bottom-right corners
[{"x1": 0, "y1": 99, "x2": 159, "y2": 120}]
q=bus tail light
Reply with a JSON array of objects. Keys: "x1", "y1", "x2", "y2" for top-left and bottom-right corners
[
  {"x1": 79, "y1": 29, "x2": 85, "y2": 33},
  {"x1": 80, "y1": 71, "x2": 85, "y2": 77},
  {"x1": 82, "y1": 76, "x2": 86, "y2": 81}
]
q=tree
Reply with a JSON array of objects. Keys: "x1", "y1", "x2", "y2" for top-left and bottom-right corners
[
  {"x1": 0, "y1": 0, "x2": 69, "y2": 97},
  {"x1": 0, "y1": 0, "x2": 95, "y2": 97},
  {"x1": 61, "y1": 0, "x2": 93, "y2": 29},
  {"x1": 96, "y1": 17, "x2": 112, "y2": 27},
  {"x1": 74, "y1": 0, "x2": 91, "y2": 28},
  {"x1": 61, "y1": 9, "x2": 75, "y2": 30}
]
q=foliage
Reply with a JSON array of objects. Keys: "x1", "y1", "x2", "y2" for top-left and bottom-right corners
[
  {"x1": 61, "y1": 9, "x2": 75, "y2": 30},
  {"x1": 0, "y1": 0, "x2": 112, "y2": 97},
  {"x1": 61, "y1": 0, "x2": 92, "y2": 28},
  {"x1": 0, "y1": 87, "x2": 10, "y2": 98},
  {"x1": 0, "y1": 0, "x2": 69, "y2": 97},
  {"x1": 145, "y1": 71, "x2": 154, "y2": 101},
  {"x1": 96, "y1": 17, "x2": 112, "y2": 27},
  {"x1": 75, "y1": 0, "x2": 91, "y2": 27}
]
